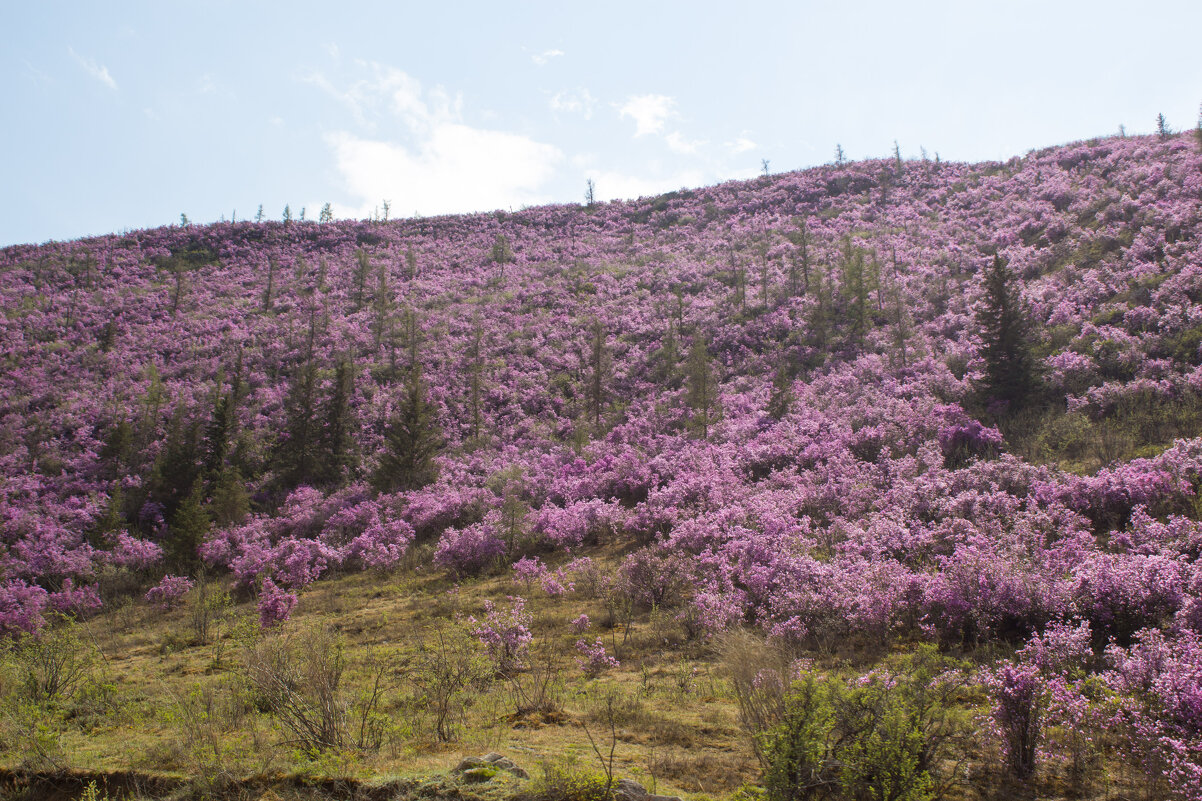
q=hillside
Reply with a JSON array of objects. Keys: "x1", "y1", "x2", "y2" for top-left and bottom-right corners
[{"x1": 2, "y1": 132, "x2": 1202, "y2": 800}]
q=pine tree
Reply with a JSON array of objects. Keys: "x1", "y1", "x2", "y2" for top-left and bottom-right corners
[
  {"x1": 314, "y1": 357, "x2": 357, "y2": 486},
  {"x1": 785, "y1": 218, "x2": 812, "y2": 296},
  {"x1": 209, "y1": 467, "x2": 250, "y2": 528},
  {"x1": 466, "y1": 319, "x2": 485, "y2": 444},
  {"x1": 352, "y1": 249, "x2": 371, "y2": 310},
  {"x1": 202, "y1": 370, "x2": 236, "y2": 477},
  {"x1": 168, "y1": 480, "x2": 211, "y2": 571},
  {"x1": 490, "y1": 233, "x2": 515, "y2": 280},
  {"x1": 146, "y1": 405, "x2": 204, "y2": 520},
  {"x1": 840, "y1": 237, "x2": 870, "y2": 352},
  {"x1": 373, "y1": 349, "x2": 442, "y2": 493},
  {"x1": 686, "y1": 333, "x2": 720, "y2": 440},
  {"x1": 319, "y1": 203, "x2": 333, "y2": 224},
  {"x1": 1157, "y1": 113, "x2": 1171, "y2": 140},
  {"x1": 651, "y1": 316, "x2": 679, "y2": 387},
  {"x1": 372, "y1": 260, "x2": 394, "y2": 350},
  {"x1": 586, "y1": 319, "x2": 609, "y2": 430},
  {"x1": 976, "y1": 255, "x2": 1037, "y2": 410},
  {"x1": 767, "y1": 361, "x2": 793, "y2": 421},
  {"x1": 405, "y1": 246, "x2": 418, "y2": 280},
  {"x1": 275, "y1": 311, "x2": 321, "y2": 489},
  {"x1": 262, "y1": 257, "x2": 277, "y2": 311}
]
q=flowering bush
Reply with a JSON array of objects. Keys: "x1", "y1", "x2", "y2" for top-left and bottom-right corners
[
  {"x1": 575, "y1": 637, "x2": 619, "y2": 677},
  {"x1": 468, "y1": 595, "x2": 532, "y2": 675},
  {"x1": 257, "y1": 577, "x2": 298, "y2": 628},
  {"x1": 144, "y1": 574, "x2": 194, "y2": 610}
]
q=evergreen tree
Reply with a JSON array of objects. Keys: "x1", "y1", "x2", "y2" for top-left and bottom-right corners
[
  {"x1": 1157, "y1": 113, "x2": 1171, "y2": 140},
  {"x1": 209, "y1": 467, "x2": 250, "y2": 528},
  {"x1": 653, "y1": 318, "x2": 680, "y2": 387},
  {"x1": 275, "y1": 310, "x2": 321, "y2": 489},
  {"x1": 168, "y1": 479, "x2": 211, "y2": 571},
  {"x1": 490, "y1": 233, "x2": 515, "y2": 283},
  {"x1": 146, "y1": 405, "x2": 204, "y2": 520},
  {"x1": 466, "y1": 319, "x2": 485, "y2": 445},
  {"x1": 202, "y1": 370, "x2": 237, "y2": 477},
  {"x1": 976, "y1": 255, "x2": 1037, "y2": 410},
  {"x1": 352, "y1": 249, "x2": 371, "y2": 310},
  {"x1": 372, "y1": 259, "x2": 394, "y2": 350},
  {"x1": 262, "y1": 257, "x2": 277, "y2": 311},
  {"x1": 276, "y1": 360, "x2": 319, "y2": 488},
  {"x1": 767, "y1": 361, "x2": 793, "y2": 421},
  {"x1": 314, "y1": 357, "x2": 357, "y2": 486},
  {"x1": 89, "y1": 481, "x2": 126, "y2": 546},
  {"x1": 586, "y1": 320, "x2": 609, "y2": 430},
  {"x1": 405, "y1": 246, "x2": 418, "y2": 280},
  {"x1": 785, "y1": 218, "x2": 812, "y2": 296},
  {"x1": 686, "y1": 333, "x2": 720, "y2": 440},
  {"x1": 840, "y1": 238, "x2": 870, "y2": 352},
  {"x1": 319, "y1": 203, "x2": 333, "y2": 224},
  {"x1": 373, "y1": 351, "x2": 442, "y2": 493}
]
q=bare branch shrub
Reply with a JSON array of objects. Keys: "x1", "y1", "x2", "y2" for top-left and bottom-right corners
[
  {"x1": 407, "y1": 624, "x2": 489, "y2": 742},
  {"x1": 240, "y1": 623, "x2": 394, "y2": 755},
  {"x1": 719, "y1": 629, "x2": 795, "y2": 767}
]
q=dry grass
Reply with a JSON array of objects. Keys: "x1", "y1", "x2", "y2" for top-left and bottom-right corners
[{"x1": 0, "y1": 549, "x2": 758, "y2": 800}]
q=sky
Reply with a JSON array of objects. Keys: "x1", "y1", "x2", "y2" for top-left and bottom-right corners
[{"x1": 2, "y1": 1, "x2": 1200, "y2": 247}]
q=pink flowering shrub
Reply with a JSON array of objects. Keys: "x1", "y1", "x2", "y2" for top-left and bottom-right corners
[
  {"x1": 433, "y1": 514, "x2": 506, "y2": 577},
  {"x1": 987, "y1": 662, "x2": 1044, "y2": 779},
  {"x1": 1105, "y1": 629, "x2": 1202, "y2": 800},
  {"x1": 575, "y1": 637, "x2": 619, "y2": 677},
  {"x1": 257, "y1": 576, "x2": 298, "y2": 628},
  {"x1": 469, "y1": 595, "x2": 532, "y2": 675},
  {"x1": 145, "y1": 575, "x2": 194, "y2": 610}
]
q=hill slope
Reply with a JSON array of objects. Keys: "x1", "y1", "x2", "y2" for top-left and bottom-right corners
[{"x1": 2, "y1": 132, "x2": 1202, "y2": 798}]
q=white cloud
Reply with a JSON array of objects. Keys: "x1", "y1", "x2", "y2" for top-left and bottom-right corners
[
  {"x1": 532, "y1": 49, "x2": 565, "y2": 66},
  {"x1": 68, "y1": 47, "x2": 116, "y2": 90},
  {"x1": 550, "y1": 88, "x2": 596, "y2": 119},
  {"x1": 618, "y1": 94, "x2": 675, "y2": 137},
  {"x1": 589, "y1": 168, "x2": 708, "y2": 203},
  {"x1": 665, "y1": 131, "x2": 704, "y2": 155},
  {"x1": 316, "y1": 64, "x2": 563, "y2": 218},
  {"x1": 304, "y1": 63, "x2": 460, "y2": 134},
  {"x1": 727, "y1": 136, "x2": 757, "y2": 154}
]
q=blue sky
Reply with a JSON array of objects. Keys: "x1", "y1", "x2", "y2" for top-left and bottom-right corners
[{"x1": 2, "y1": 1, "x2": 1200, "y2": 247}]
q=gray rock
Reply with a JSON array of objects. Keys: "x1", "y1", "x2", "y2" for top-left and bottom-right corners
[
  {"x1": 613, "y1": 778, "x2": 682, "y2": 801},
  {"x1": 614, "y1": 779, "x2": 648, "y2": 801},
  {"x1": 452, "y1": 756, "x2": 487, "y2": 773},
  {"x1": 454, "y1": 753, "x2": 529, "y2": 780}
]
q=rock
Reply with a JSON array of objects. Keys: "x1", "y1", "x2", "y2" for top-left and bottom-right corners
[
  {"x1": 490, "y1": 757, "x2": 529, "y2": 779},
  {"x1": 454, "y1": 753, "x2": 529, "y2": 780},
  {"x1": 613, "y1": 778, "x2": 682, "y2": 801},
  {"x1": 614, "y1": 779, "x2": 648, "y2": 801},
  {"x1": 452, "y1": 756, "x2": 487, "y2": 773},
  {"x1": 461, "y1": 766, "x2": 499, "y2": 784}
]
